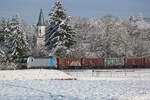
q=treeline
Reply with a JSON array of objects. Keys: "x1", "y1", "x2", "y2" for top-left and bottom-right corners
[
  {"x1": 68, "y1": 15, "x2": 150, "y2": 58},
  {"x1": 45, "y1": 0, "x2": 150, "y2": 58}
]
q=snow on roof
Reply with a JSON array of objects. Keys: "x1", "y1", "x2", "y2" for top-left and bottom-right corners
[{"x1": 0, "y1": 69, "x2": 75, "y2": 80}]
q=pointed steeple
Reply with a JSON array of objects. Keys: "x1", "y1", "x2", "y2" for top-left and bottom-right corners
[{"x1": 37, "y1": 8, "x2": 45, "y2": 26}]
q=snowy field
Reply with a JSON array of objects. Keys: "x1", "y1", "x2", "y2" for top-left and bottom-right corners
[
  {"x1": 0, "y1": 69, "x2": 75, "y2": 80},
  {"x1": 64, "y1": 69, "x2": 150, "y2": 80},
  {"x1": 0, "y1": 80, "x2": 150, "y2": 100},
  {"x1": 0, "y1": 69, "x2": 150, "y2": 100}
]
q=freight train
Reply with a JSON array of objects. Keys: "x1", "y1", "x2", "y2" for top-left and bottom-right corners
[{"x1": 22, "y1": 56, "x2": 150, "y2": 69}]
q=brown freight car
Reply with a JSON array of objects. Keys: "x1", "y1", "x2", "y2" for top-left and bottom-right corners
[
  {"x1": 82, "y1": 58, "x2": 104, "y2": 69},
  {"x1": 125, "y1": 58, "x2": 145, "y2": 68},
  {"x1": 57, "y1": 58, "x2": 82, "y2": 69},
  {"x1": 144, "y1": 58, "x2": 150, "y2": 67}
]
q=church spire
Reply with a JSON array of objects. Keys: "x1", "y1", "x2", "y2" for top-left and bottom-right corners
[{"x1": 37, "y1": 8, "x2": 45, "y2": 26}]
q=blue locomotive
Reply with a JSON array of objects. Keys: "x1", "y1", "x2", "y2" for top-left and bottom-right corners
[{"x1": 26, "y1": 56, "x2": 57, "y2": 69}]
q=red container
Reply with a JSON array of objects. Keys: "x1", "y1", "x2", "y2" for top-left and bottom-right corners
[
  {"x1": 58, "y1": 58, "x2": 82, "y2": 67},
  {"x1": 144, "y1": 58, "x2": 150, "y2": 66},
  {"x1": 125, "y1": 58, "x2": 145, "y2": 66},
  {"x1": 82, "y1": 58, "x2": 104, "y2": 67}
]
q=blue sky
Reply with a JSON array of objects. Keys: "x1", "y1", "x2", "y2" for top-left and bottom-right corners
[{"x1": 0, "y1": 0, "x2": 150, "y2": 25}]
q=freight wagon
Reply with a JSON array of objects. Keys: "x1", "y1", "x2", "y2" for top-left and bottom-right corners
[
  {"x1": 104, "y1": 58, "x2": 124, "y2": 68},
  {"x1": 125, "y1": 58, "x2": 145, "y2": 68},
  {"x1": 145, "y1": 58, "x2": 150, "y2": 67},
  {"x1": 27, "y1": 56, "x2": 57, "y2": 69},
  {"x1": 82, "y1": 58, "x2": 104, "y2": 69},
  {"x1": 57, "y1": 58, "x2": 82, "y2": 69}
]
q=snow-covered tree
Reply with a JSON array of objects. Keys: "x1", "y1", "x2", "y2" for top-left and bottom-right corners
[
  {"x1": 0, "y1": 18, "x2": 11, "y2": 62},
  {"x1": 0, "y1": 17, "x2": 6, "y2": 44},
  {"x1": 46, "y1": 0, "x2": 76, "y2": 57},
  {"x1": 0, "y1": 18, "x2": 16, "y2": 69},
  {"x1": 24, "y1": 25, "x2": 37, "y2": 54},
  {"x1": 8, "y1": 14, "x2": 30, "y2": 64},
  {"x1": 0, "y1": 17, "x2": 11, "y2": 45},
  {"x1": 129, "y1": 15, "x2": 135, "y2": 22}
]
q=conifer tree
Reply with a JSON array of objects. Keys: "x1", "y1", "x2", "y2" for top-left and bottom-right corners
[
  {"x1": 0, "y1": 17, "x2": 10, "y2": 44},
  {"x1": 0, "y1": 18, "x2": 11, "y2": 63},
  {"x1": 0, "y1": 17, "x2": 5, "y2": 43},
  {"x1": 46, "y1": 0, "x2": 76, "y2": 57},
  {"x1": 8, "y1": 14, "x2": 29, "y2": 64}
]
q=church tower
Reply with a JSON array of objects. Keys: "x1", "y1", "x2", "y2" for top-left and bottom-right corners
[{"x1": 37, "y1": 8, "x2": 45, "y2": 46}]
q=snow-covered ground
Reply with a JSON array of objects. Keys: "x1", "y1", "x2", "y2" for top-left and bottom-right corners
[
  {"x1": 0, "y1": 80, "x2": 150, "y2": 100},
  {"x1": 64, "y1": 69, "x2": 150, "y2": 80},
  {"x1": 0, "y1": 69, "x2": 75, "y2": 80},
  {"x1": 0, "y1": 69, "x2": 150, "y2": 100}
]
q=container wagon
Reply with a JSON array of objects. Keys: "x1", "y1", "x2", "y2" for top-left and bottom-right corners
[{"x1": 104, "y1": 58, "x2": 124, "y2": 68}]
